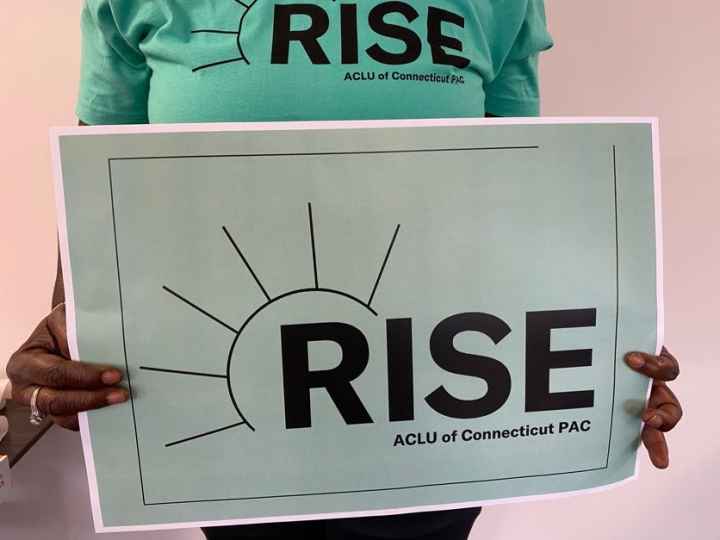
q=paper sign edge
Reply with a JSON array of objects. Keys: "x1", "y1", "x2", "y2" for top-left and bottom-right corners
[
  {"x1": 94, "y1": 472, "x2": 639, "y2": 533},
  {"x1": 50, "y1": 117, "x2": 658, "y2": 533},
  {"x1": 48, "y1": 116, "x2": 658, "y2": 138},
  {"x1": 50, "y1": 129, "x2": 107, "y2": 531}
]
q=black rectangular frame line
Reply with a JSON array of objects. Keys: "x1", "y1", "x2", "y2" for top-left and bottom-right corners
[{"x1": 104, "y1": 144, "x2": 619, "y2": 506}]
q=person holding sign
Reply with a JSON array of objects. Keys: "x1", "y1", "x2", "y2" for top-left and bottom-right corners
[{"x1": 4, "y1": 0, "x2": 682, "y2": 539}]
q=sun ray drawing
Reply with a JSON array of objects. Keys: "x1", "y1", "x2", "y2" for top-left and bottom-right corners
[
  {"x1": 139, "y1": 203, "x2": 401, "y2": 448},
  {"x1": 191, "y1": 0, "x2": 260, "y2": 72}
]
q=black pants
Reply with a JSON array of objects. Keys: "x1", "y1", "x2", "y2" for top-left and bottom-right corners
[{"x1": 202, "y1": 508, "x2": 480, "y2": 539}]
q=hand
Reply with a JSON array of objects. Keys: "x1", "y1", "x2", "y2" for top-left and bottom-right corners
[
  {"x1": 6, "y1": 303, "x2": 129, "y2": 431},
  {"x1": 625, "y1": 347, "x2": 682, "y2": 469}
]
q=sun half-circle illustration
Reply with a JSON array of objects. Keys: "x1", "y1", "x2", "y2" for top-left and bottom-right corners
[
  {"x1": 191, "y1": 0, "x2": 261, "y2": 72},
  {"x1": 139, "y1": 203, "x2": 401, "y2": 448}
]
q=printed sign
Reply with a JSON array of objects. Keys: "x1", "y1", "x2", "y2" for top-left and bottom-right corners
[
  {"x1": 0, "y1": 454, "x2": 9, "y2": 504},
  {"x1": 52, "y1": 118, "x2": 662, "y2": 532}
]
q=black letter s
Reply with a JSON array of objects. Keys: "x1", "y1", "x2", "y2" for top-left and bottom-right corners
[
  {"x1": 366, "y1": 2, "x2": 422, "y2": 65},
  {"x1": 426, "y1": 313, "x2": 511, "y2": 419}
]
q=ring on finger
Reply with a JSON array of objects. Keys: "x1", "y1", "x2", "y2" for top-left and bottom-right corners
[{"x1": 30, "y1": 386, "x2": 47, "y2": 426}]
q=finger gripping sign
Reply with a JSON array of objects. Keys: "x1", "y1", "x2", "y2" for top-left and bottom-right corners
[{"x1": 51, "y1": 118, "x2": 662, "y2": 532}]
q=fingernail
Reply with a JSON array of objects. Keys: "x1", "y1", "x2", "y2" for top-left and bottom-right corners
[
  {"x1": 647, "y1": 415, "x2": 663, "y2": 428},
  {"x1": 626, "y1": 353, "x2": 645, "y2": 368},
  {"x1": 102, "y1": 370, "x2": 123, "y2": 385},
  {"x1": 107, "y1": 391, "x2": 128, "y2": 405}
]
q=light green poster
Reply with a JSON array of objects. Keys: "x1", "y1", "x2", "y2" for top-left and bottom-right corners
[{"x1": 51, "y1": 118, "x2": 662, "y2": 533}]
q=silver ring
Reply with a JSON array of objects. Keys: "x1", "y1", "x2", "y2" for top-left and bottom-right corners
[{"x1": 30, "y1": 386, "x2": 46, "y2": 426}]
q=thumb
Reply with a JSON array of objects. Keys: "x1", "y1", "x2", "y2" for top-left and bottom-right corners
[{"x1": 46, "y1": 303, "x2": 70, "y2": 359}]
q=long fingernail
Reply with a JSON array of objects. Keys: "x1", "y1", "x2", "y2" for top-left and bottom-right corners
[
  {"x1": 107, "y1": 391, "x2": 128, "y2": 405},
  {"x1": 102, "y1": 370, "x2": 123, "y2": 385},
  {"x1": 626, "y1": 353, "x2": 645, "y2": 368}
]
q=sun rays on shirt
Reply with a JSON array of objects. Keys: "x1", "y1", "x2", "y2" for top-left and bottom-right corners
[{"x1": 191, "y1": 0, "x2": 260, "y2": 72}]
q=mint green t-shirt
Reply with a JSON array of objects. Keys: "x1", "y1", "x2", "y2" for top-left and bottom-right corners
[{"x1": 76, "y1": 0, "x2": 553, "y2": 124}]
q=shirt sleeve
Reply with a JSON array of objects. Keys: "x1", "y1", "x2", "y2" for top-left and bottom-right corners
[
  {"x1": 484, "y1": 0, "x2": 554, "y2": 117},
  {"x1": 76, "y1": 0, "x2": 150, "y2": 125}
]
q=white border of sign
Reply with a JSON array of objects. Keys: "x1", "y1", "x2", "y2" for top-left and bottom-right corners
[{"x1": 50, "y1": 117, "x2": 663, "y2": 533}]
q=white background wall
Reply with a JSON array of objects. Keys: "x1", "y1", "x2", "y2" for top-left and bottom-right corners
[{"x1": 1, "y1": 2, "x2": 717, "y2": 539}]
